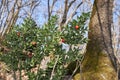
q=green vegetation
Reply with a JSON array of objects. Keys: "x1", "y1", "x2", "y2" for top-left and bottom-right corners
[{"x1": 0, "y1": 12, "x2": 90, "y2": 80}]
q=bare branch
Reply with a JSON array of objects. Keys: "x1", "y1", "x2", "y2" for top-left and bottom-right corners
[
  {"x1": 64, "y1": 2, "x2": 83, "y2": 26},
  {"x1": 61, "y1": 0, "x2": 68, "y2": 25},
  {"x1": 68, "y1": 0, "x2": 76, "y2": 9},
  {"x1": 48, "y1": 0, "x2": 57, "y2": 20},
  {"x1": 50, "y1": 0, "x2": 57, "y2": 14}
]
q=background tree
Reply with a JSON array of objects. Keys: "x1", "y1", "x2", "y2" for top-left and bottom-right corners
[
  {"x1": 0, "y1": 0, "x2": 92, "y2": 39},
  {"x1": 46, "y1": 0, "x2": 92, "y2": 29},
  {"x1": 0, "y1": 0, "x2": 41, "y2": 39}
]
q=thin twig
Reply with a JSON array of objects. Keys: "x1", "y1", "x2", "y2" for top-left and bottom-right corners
[
  {"x1": 50, "y1": 55, "x2": 59, "y2": 80},
  {"x1": 68, "y1": 60, "x2": 79, "y2": 80}
]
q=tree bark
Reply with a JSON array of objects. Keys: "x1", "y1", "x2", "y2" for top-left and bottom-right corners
[{"x1": 74, "y1": 0, "x2": 117, "y2": 80}]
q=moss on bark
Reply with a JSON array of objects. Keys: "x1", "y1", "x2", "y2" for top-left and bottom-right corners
[{"x1": 73, "y1": 52, "x2": 117, "y2": 80}]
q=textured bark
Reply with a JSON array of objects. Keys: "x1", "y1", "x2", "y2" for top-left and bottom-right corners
[{"x1": 74, "y1": 0, "x2": 117, "y2": 80}]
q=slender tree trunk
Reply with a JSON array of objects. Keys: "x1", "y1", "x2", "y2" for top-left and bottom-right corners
[
  {"x1": 74, "y1": 0, "x2": 117, "y2": 80},
  {"x1": 48, "y1": 0, "x2": 50, "y2": 20}
]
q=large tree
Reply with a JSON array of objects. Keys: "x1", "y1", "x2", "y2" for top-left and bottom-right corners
[{"x1": 74, "y1": 0, "x2": 117, "y2": 80}]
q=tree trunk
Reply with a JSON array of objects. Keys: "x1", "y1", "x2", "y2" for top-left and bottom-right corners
[{"x1": 74, "y1": 0, "x2": 117, "y2": 80}]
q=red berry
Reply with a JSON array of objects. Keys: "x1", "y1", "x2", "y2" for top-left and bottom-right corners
[
  {"x1": 17, "y1": 32, "x2": 20, "y2": 37},
  {"x1": 75, "y1": 25, "x2": 79, "y2": 29},
  {"x1": 61, "y1": 38, "x2": 65, "y2": 43},
  {"x1": 31, "y1": 41, "x2": 37, "y2": 46},
  {"x1": 28, "y1": 52, "x2": 33, "y2": 58}
]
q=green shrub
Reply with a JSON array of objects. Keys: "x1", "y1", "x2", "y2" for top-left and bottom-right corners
[{"x1": 0, "y1": 12, "x2": 90, "y2": 80}]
